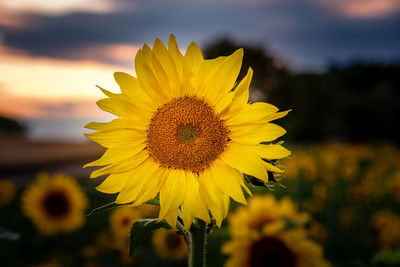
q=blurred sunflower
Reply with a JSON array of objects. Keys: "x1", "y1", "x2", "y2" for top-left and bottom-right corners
[
  {"x1": 0, "y1": 179, "x2": 16, "y2": 207},
  {"x1": 152, "y1": 228, "x2": 188, "y2": 261},
  {"x1": 110, "y1": 205, "x2": 141, "y2": 237},
  {"x1": 371, "y1": 210, "x2": 400, "y2": 247},
  {"x1": 228, "y1": 194, "x2": 309, "y2": 238},
  {"x1": 138, "y1": 203, "x2": 160, "y2": 218},
  {"x1": 388, "y1": 171, "x2": 400, "y2": 202},
  {"x1": 85, "y1": 34, "x2": 290, "y2": 229},
  {"x1": 309, "y1": 221, "x2": 327, "y2": 244},
  {"x1": 222, "y1": 227, "x2": 331, "y2": 267},
  {"x1": 21, "y1": 173, "x2": 88, "y2": 235},
  {"x1": 223, "y1": 194, "x2": 329, "y2": 267}
]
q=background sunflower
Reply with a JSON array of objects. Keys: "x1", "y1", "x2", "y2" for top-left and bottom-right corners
[{"x1": 21, "y1": 173, "x2": 88, "y2": 235}]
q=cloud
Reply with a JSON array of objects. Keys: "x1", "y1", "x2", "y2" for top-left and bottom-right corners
[
  {"x1": 0, "y1": 86, "x2": 111, "y2": 119},
  {"x1": 317, "y1": 0, "x2": 400, "y2": 18},
  {"x1": 0, "y1": 0, "x2": 399, "y2": 71},
  {"x1": 0, "y1": 44, "x2": 130, "y2": 100},
  {"x1": 0, "y1": 0, "x2": 124, "y2": 15},
  {"x1": 57, "y1": 43, "x2": 141, "y2": 69},
  {"x1": 0, "y1": 5, "x2": 29, "y2": 29},
  {"x1": 0, "y1": 94, "x2": 109, "y2": 119}
]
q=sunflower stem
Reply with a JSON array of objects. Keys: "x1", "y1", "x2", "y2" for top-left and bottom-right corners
[{"x1": 188, "y1": 219, "x2": 207, "y2": 267}]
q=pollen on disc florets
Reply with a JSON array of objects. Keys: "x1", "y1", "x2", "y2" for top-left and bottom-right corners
[{"x1": 146, "y1": 96, "x2": 229, "y2": 173}]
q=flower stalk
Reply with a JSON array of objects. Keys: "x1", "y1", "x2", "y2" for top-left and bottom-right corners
[{"x1": 188, "y1": 219, "x2": 207, "y2": 267}]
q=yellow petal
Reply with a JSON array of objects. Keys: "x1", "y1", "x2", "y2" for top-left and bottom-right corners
[
  {"x1": 262, "y1": 160, "x2": 283, "y2": 173},
  {"x1": 84, "y1": 129, "x2": 146, "y2": 148},
  {"x1": 135, "y1": 49, "x2": 168, "y2": 105},
  {"x1": 130, "y1": 167, "x2": 165, "y2": 207},
  {"x1": 113, "y1": 72, "x2": 155, "y2": 109},
  {"x1": 151, "y1": 53, "x2": 170, "y2": 91},
  {"x1": 181, "y1": 172, "x2": 210, "y2": 229},
  {"x1": 223, "y1": 102, "x2": 279, "y2": 125},
  {"x1": 97, "y1": 85, "x2": 155, "y2": 115},
  {"x1": 209, "y1": 160, "x2": 247, "y2": 204},
  {"x1": 90, "y1": 151, "x2": 148, "y2": 178},
  {"x1": 228, "y1": 67, "x2": 253, "y2": 111},
  {"x1": 229, "y1": 123, "x2": 286, "y2": 145},
  {"x1": 198, "y1": 169, "x2": 229, "y2": 227},
  {"x1": 164, "y1": 209, "x2": 178, "y2": 229},
  {"x1": 159, "y1": 169, "x2": 187, "y2": 220},
  {"x1": 192, "y1": 56, "x2": 226, "y2": 95},
  {"x1": 168, "y1": 34, "x2": 184, "y2": 81},
  {"x1": 152, "y1": 38, "x2": 181, "y2": 96},
  {"x1": 84, "y1": 143, "x2": 145, "y2": 167},
  {"x1": 116, "y1": 158, "x2": 161, "y2": 204},
  {"x1": 96, "y1": 98, "x2": 150, "y2": 123},
  {"x1": 201, "y1": 49, "x2": 243, "y2": 106},
  {"x1": 184, "y1": 42, "x2": 204, "y2": 75},
  {"x1": 263, "y1": 109, "x2": 291, "y2": 122},
  {"x1": 84, "y1": 119, "x2": 124, "y2": 132},
  {"x1": 220, "y1": 142, "x2": 269, "y2": 181},
  {"x1": 253, "y1": 144, "x2": 291, "y2": 160},
  {"x1": 180, "y1": 204, "x2": 194, "y2": 231},
  {"x1": 96, "y1": 171, "x2": 132, "y2": 193}
]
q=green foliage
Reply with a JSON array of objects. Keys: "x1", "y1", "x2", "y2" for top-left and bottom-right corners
[
  {"x1": 373, "y1": 249, "x2": 400, "y2": 267},
  {"x1": 87, "y1": 201, "x2": 118, "y2": 216}
]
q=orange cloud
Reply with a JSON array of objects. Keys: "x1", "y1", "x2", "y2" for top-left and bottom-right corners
[
  {"x1": 60, "y1": 43, "x2": 141, "y2": 68},
  {"x1": 0, "y1": 5, "x2": 29, "y2": 29},
  {"x1": 0, "y1": 44, "x2": 133, "y2": 100},
  {"x1": 320, "y1": 0, "x2": 400, "y2": 18},
  {"x1": 0, "y1": 43, "x2": 140, "y2": 119},
  {"x1": 0, "y1": 0, "x2": 121, "y2": 15},
  {"x1": 0, "y1": 90, "x2": 112, "y2": 119}
]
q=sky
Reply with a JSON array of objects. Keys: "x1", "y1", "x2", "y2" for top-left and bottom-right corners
[{"x1": 0, "y1": 0, "x2": 399, "y2": 119}]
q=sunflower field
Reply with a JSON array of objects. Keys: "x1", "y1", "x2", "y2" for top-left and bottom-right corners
[{"x1": 1, "y1": 142, "x2": 399, "y2": 267}]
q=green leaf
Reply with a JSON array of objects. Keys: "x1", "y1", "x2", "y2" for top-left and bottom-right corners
[
  {"x1": 87, "y1": 202, "x2": 119, "y2": 216},
  {"x1": 88, "y1": 197, "x2": 160, "y2": 217},
  {"x1": 129, "y1": 219, "x2": 171, "y2": 255},
  {"x1": 145, "y1": 197, "x2": 160, "y2": 206}
]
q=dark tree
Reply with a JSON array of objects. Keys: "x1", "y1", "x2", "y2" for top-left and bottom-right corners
[
  {"x1": 203, "y1": 38, "x2": 288, "y2": 97},
  {"x1": 203, "y1": 38, "x2": 400, "y2": 144},
  {"x1": 0, "y1": 116, "x2": 26, "y2": 136}
]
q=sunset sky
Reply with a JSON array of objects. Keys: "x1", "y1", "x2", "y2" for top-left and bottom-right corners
[{"x1": 1, "y1": 0, "x2": 399, "y2": 119}]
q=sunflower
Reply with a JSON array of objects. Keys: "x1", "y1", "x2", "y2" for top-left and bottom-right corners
[
  {"x1": 85, "y1": 34, "x2": 290, "y2": 230},
  {"x1": 228, "y1": 194, "x2": 309, "y2": 238},
  {"x1": 222, "y1": 227, "x2": 331, "y2": 267},
  {"x1": 138, "y1": 203, "x2": 160, "y2": 218},
  {"x1": 371, "y1": 210, "x2": 400, "y2": 247},
  {"x1": 0, "y1": 179, "x2": 16, "y2": 207},
  {"x1": 223, "y1": 194, "x2": 330, "y2": 267},
  {"x1": 21, "y1": 173, "x2": 88, "y2": 235},
  {"x1": 110, "y1": 205, "x2": 141, "y2": 237},
  {"x1": 152, "y1": 228, "x2": 188, "y2": 261}
]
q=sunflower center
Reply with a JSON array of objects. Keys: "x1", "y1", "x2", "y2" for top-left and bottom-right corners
[
  {"x1": 147, "y1": 96, "x2": 229, "y2": 173},
  {"x1": 177, "y1": 124, "x2": 201, "y2": 144},
  {"x1": 249, "y1": 237, "x2": 296, "y2": 267},
  {"x1": 42, "y1": 190, "x2": 70, "y2": 218}
]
